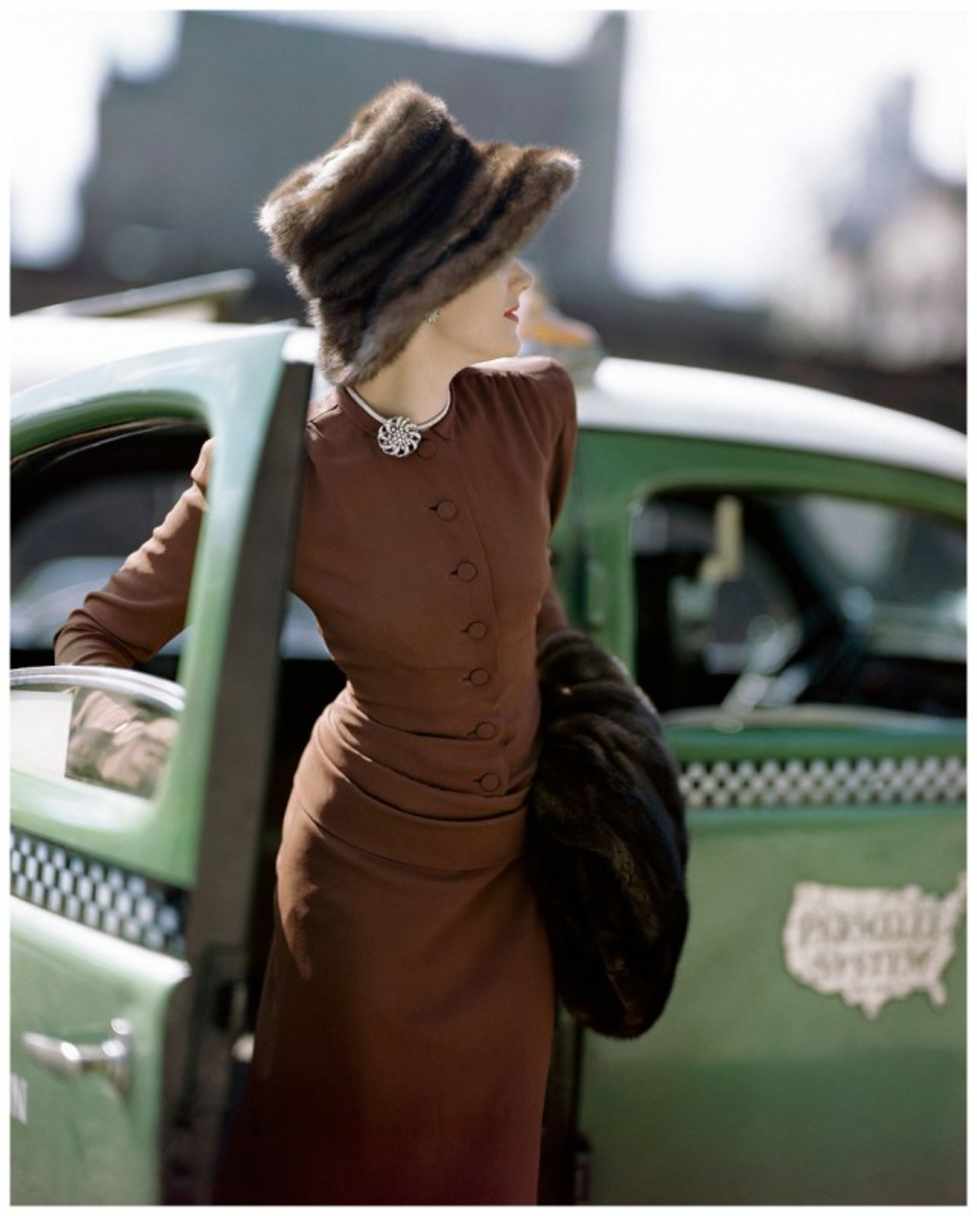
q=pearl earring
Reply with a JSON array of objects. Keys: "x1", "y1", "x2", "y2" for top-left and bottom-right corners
[{"x1": 426, "y1": 308, "x2": 440, "y2": 324}]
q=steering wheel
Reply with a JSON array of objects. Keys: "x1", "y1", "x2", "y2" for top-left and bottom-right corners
[{"x1": 722, "y1": 604, "x2": 866, "y2": 711}]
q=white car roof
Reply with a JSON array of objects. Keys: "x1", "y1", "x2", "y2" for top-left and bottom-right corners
[
  {"x1": 581, "y1": 357, "x2": 965, "y2": 483},
  {"x1": 10, "y1": 314, "x2": 254, "y2": 396},
  {"x1": 11, "y1": 315, "x2": 964, "y2": 482}
]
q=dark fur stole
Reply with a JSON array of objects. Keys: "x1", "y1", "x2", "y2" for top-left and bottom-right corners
[{"x1": 527, "y1": 627, "x2": 690, "y2": 1039}]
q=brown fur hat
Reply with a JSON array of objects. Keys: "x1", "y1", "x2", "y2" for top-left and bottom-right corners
[{"x1": 256, "y1": 79, "x2": 581, "y2": 385}]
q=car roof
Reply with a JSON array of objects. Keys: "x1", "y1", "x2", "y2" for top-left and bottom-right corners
[
  {"x1": 580, "y1": 356, "x2": 964, "y2": 482},
  {"x1": 11, "y1": 314, "x2": 257, "y2": 397},
  {"x1": 11, "y1": 314, "x2": 964, "y2": 482}
]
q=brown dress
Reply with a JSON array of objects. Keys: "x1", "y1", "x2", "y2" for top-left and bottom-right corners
[{"x1": 52, "y1": 353, "x2": 579, "y2": 1204}]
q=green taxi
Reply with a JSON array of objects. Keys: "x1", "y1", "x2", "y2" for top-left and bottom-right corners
[{"x1": 10, "y1": 302, "x2": 965, "y2": 1204}]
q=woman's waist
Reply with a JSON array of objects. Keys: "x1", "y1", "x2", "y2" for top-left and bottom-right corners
[
  {"x1": 311, "y1": 685, "x2": 542, "y2": 813},
  {"x1": 290, "y1": 736, "x2": 532, "y2": 872},
  {"x1": 290, "y1": 700, "x2": 539, "y2": 871},
  {"x1": 334, "y1": 671, "x2": 541, "y2": 738}
]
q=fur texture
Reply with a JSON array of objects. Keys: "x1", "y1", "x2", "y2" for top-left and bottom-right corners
[
  {"x1": 256, "y1": 79, "x2": 581, "y2": 385},
  {"x1": 527, "y1": 628, "x2": 691, "y2": 1039}
]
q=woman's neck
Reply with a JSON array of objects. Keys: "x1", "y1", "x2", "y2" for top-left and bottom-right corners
[{"x1": 350, "y1": 342, "x2": 464, "y2": 425}]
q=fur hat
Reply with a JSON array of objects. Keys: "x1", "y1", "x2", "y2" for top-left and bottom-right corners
[{"x1": 256, "y1": 78, "x2": 581, "y2": 385}]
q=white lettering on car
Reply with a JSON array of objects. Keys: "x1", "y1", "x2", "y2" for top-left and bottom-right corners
[{"x1": 782, "y1": 871, "x2": 966, "y2": 1019}]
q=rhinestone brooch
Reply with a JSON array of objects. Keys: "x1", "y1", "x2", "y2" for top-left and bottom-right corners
[
  {"x1": 345, "y1": 382, "x2": 452, "y2": 457},
  {"x1": 377, "y1": 416, "x2": 424, "y2": 458}
]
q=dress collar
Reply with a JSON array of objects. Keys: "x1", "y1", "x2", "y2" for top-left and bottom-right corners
[{"x1": 334, "y1": 377, "x2": 458, "y2": 441}]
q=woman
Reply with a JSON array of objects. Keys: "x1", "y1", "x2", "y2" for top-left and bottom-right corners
[{"x1": 52, "y1": 79, "x2": 581, "y2": 1203}]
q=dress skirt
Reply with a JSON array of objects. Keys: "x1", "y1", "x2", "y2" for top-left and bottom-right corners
[{"x1": 213, "y1": 700, "x2": 557, "y2": 1205}]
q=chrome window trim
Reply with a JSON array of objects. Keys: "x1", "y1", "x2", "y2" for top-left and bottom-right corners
[{"x1": 11, "y1": 664, "x2": 185, "y2": 716}]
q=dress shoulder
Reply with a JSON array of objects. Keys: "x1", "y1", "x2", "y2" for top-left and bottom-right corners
[{"x1": 462, "y1": 354, "x2": 576, "y2": 449}]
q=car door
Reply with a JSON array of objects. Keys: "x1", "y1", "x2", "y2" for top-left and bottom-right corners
[
  {"x1": 567, "y1": 423, "x2": 966, "y2": 1204},
  {"x1": 10, "y1": 323, "x2": 312, "y2": 1204}
]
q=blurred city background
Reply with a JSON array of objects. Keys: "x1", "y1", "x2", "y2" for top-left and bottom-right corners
[{"x1": 10, "y1": 8, "x2": 966, "y2": 431}]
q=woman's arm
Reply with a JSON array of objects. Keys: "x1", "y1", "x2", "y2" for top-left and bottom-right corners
[
  {"x1": 52, "y1": 436, "x2": 214, "y2": 668},
  {"x1": 50, "y1": 436, "x2": 214, "y2": 742}
]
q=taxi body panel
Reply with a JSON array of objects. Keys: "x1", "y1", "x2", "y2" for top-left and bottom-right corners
[
  {"x1": 11, "y1": 897, "x2": 189, "y2": 1204},
  {"x1": 555, "y1": 356, "x2": 965, "y2": 1204}
]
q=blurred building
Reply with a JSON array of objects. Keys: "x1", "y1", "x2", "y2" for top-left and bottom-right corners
[
  {"x1": 768, "y1": 75, "x2": 965, "y2": 370},
  {"x1": 46, "y1": 11, "x2": 625, "y2": 313}
]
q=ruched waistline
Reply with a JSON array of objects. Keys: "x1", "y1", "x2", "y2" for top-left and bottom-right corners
[
  {"x1": 288, "y1": 700, "x2": 533, "y2": 871},
  {"x1": 326, "y1": 687, "x2": 538, "y2": 807}
]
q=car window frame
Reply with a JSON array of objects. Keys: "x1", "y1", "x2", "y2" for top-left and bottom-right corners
[{"x1": 578, "y1": 427, "x2": 965, "y2": 685}]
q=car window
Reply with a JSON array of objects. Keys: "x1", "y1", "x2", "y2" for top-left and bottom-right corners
[
  {"x1": 12, "y1": 472, "x2": 195, "y2": 656},
  {"x1": 11, "y1": 670, "x2": 182, "y2": 801},
  {"x1": 633, "y1": 488, "x2": 964, "y2": 717},
  {"x1": 11, "y1": 442, "x2": 322, "y2": 661},
  {"x1": 11, "y1": 426, "x2": 203, "y2": 811},
  {"x1": 11, "y1": 427, "x2": 210, "y2": 663},
  {"x1": 776, "y1": 494, "x2": 965, "y2": 641}
]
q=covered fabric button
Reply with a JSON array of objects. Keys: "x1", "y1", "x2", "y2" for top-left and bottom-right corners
[
  {"x1": 436, "y1": 499, "x2": 458, "y2": 520},
  {"x1": 455, "y1": 561, "x2": 478, "y2": 581},
  {"x1": 474, "y1": 721, "x2": 497, "y2": 739},
  {"x1": 465, "y1": 620, "x2": 488, "y2": 639},
  {"x1": 467, "y1": 668, "x2": 490, "y2": 686},
  {"x1": 477, "y1": 773, "x2": 501, "y2": 792}
]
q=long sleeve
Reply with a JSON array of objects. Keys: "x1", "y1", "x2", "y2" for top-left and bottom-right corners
[
  {"x1": 52, "y1": 436, "x2": 215, "y2": 669},
  {"x1": 535, "y1": 362, "x2": 579, "y2": 647}
]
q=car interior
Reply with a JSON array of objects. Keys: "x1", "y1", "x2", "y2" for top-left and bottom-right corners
[{"x1": 633, "y1": 488, "x2": 965, "y2": 720}]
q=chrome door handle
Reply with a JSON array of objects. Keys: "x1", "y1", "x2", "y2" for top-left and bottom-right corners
[{"x1": 21, "y1": 1017, "x2": 132, "y2": 1096}]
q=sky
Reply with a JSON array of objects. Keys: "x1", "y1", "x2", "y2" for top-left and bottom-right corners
[
  {"x1": 8, "y1": 9, "x2": 966, "y2": 305},
  {"x1": 613, "y1": 10, "x2": 966, "y2": 303}
]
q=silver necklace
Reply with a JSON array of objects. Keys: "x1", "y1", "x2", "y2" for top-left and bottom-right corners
[{"x1": 345, "y1": 384, "x2": 452, "y2": 457}]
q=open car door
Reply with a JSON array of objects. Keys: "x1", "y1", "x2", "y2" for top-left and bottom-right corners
[{"x1": 10, "y1": 324, "x2": 312, "y2": 1203}]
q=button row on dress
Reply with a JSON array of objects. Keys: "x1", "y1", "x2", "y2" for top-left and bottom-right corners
[{"x1": 439, "y1": 513, "x2": 497, "y2": 781}]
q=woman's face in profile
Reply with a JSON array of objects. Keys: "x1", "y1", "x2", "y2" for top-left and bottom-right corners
[{"x1": 436, "y1": 255, "x2": 534, "y2": 361}]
